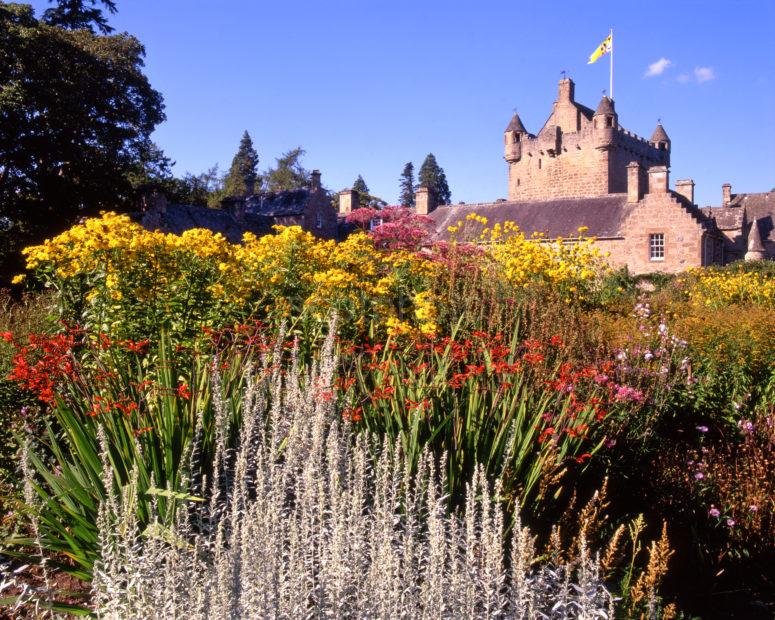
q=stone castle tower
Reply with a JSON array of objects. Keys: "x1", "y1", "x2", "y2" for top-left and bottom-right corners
[{"x1": 503, "y1": 78, "x2": 670, "y2": 200}]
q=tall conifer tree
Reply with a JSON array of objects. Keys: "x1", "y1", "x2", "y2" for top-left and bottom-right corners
[
  {"x1": 398, "y1": 162, "x2": 415, "y2": 208},
  {"x1": 418, "y1": 153, "x2": 451, "y2": 205},
  {"x1": 223, "y1": 131, "x2": 259, "y2": 197},
  {"x1": 352, "y1": 175, "x2": 369, "y2": 195}
]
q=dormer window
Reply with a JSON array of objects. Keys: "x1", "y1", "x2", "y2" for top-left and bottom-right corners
[{"x1": 514, "y1": 134, "x2": 520, "y2": 143}]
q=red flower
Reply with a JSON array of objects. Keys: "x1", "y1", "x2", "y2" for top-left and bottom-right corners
[
  {"x1": 176, "y1": 382, "x2": 191, "y2": 400},
  {"x1": 1, "y1": 331, "x2": 13, "y2": 344}
]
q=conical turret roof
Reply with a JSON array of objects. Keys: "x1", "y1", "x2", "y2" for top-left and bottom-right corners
[
  {"x1": 505, "y1": 112, "x2": 527, "y2": 133},
  {"x1": 748, "y1": 219, "x2": 765, "y2": 253},
  {"x1": 594, "y1": 96, "x2": 616, "y2": 116},
  {"x1": 651, "y1": 123, "x2": 670, "y2": 143}
]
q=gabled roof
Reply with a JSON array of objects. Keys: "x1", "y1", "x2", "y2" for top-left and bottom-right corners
[
  {"x1": 221, "y1": 188, "x2": 313, "y2": 218},
  {"x1": 428, "y1": 195, "x2": 634, "y2": 241},
  {"x1": 505, "y1": 113, "x2": 527, "y2": 133},
  {"x1": 650, "y1": 123, "x2": 670, "y2": 143},
  {"x1": 135, "y1": 203, "x2": 275, "y2": 242},
  {"x1": 703, "y1": 206, "x2": 745, "y2": 230}
]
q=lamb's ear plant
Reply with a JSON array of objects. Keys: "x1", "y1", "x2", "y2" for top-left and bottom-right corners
[{"x1": 87, "y1": 326, "x2": 623, "y2": 619}]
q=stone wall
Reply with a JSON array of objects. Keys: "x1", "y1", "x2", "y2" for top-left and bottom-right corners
[{"x1": 610, "y1": 193, "x2": 708, "y2": 274}]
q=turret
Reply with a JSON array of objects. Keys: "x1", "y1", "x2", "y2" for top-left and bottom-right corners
[
  {"x1": 504, "y1": 112, "x2": 527, "y2": 163},
  {"x1": 593, "y1": 96, "x2": 617, "y2": 148},
  {"x1": 745, "y1": 219, "x2": 766, "y2": 261},
  {"x1": 650, "y1": 123, "x2": 670, "y2": 152}
]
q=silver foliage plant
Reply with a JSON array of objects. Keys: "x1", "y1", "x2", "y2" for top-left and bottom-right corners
[{"x1": 91, "y1": 328, "x2": 616, "y2": 619}]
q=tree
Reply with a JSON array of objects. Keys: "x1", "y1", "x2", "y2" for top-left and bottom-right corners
[
  {"x1": 223, "y1": 131, "x2": 259, "y2": 197},
  {"x1": 398, "y1": 162, "x2": 415, "y2": 208},
  {"x1": 0, "y1": 3, "x2": 165, "y2": 280},
  {"x1": 352, "y1": 175, "x2": 369, "y2": 195},
  {"x1": 263, "y1": 147, "x2": 311, "y2": 192},
  {"x1": 418, "y1": 153, "x2": 451, "y2": 205},
  {"x1": 171, "y1": 165, "x2": 223, "y2": 208},
  {"x1": 43, "y1": 0, "x2": 117, "y2": 34}
]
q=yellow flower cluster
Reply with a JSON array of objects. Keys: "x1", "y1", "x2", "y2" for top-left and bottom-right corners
[
  {"x1": 19, "y1": 212, "x2": 434, "y2": 338},
  {"x1": 481, "y1": 220, "x2": 604, "y2": 295},
  {"x1": 685, "y1": 268, "x2": 775, "y2": 308},
  {"x1": 413, "y1": 291, "x2": 438, "y2": 336}
]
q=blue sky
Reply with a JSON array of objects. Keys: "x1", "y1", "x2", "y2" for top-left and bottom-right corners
[{"x1": 30, "y1": 0, "x2": 775, "y2": 207}]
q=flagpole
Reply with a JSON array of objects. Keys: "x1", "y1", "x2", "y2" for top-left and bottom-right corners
[{"x1": 610, "y1": 28, "x2": 614, "y2": 100}]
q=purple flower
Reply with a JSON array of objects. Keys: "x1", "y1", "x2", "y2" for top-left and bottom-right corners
[
  {"x1": 605, "y1": 439, "x2": 617, "y2": 449},
  {"x1": 726, "y1": 518, "x2": 735, "y2": 527},
  {"x1": 694, "y1": 472, "x2": 705, "y2": 480},
  {"x1": 749, "y1": 505, "x2": 758, "y2": 512},
  {"x1": 708, "y1": 507, "x2": 720, "y2": 518},
  {"x1": 696, "y1": 425, "x2": 708, "y2": 433}
]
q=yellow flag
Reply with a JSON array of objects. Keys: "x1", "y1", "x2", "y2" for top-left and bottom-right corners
[{"x1": 588, "y1": 34, "x2": 612, "y2": 64}]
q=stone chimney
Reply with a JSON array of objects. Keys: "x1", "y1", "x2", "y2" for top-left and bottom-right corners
[
  {"x1": 722, "y1": 183, "x2": 732, "y2": 207},
  {"x1": 647, "y1": 165, "x2": 669, "y2": 194},
  {"x1": 337, "y1": 189, "x2": 358, "y2": 216},
  {"x1": 415, "y1": 186, "x2": 436, "y2": 215},
  {"x1": 558, "y1": 78, "x2": 575, "y2": 102},
  {"x1": 675, "y1": 179, "x2": 695, "y2": 205},
  {"x1": 626, "y1": 161, "x2": 643, "y2": 203},
  {"x1": 311, "y1": 169, "x2": 321, "y2": 193}
]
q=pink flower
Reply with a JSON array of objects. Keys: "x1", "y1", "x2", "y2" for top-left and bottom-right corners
[
  {"x1": 708, "y1": 507, "x2": 720, "y2": 518},
  {"x1": 696, "y1": 425, "x2": 708, "y2": 433},
  {"x1": 614, "y1": 385, "x2": 645, "y2": 403},
  {"x1": 726, "y1": 518, "x2": 735, "y2": 527},
  {"x1": 694, "y1": 472, "x2": 705, "y2": 480}
]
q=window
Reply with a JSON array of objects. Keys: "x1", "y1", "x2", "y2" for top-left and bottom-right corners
[
  {"x1": 606, "y1": 117, "x2": 613, "y2": 127},
  {"x1": 649, "y1": 233, "x2": 664, "y2": 261},
  {"x1": 315, "y1": 211, "x2": 323, "y2": 229},
  {"x1": 369, "y1": 217, "x2": 383, "y2": 231}
]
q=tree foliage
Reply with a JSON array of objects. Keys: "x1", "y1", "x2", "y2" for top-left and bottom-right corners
[
  {"x1": 399, "y1": 162, "x2": 415, "y2": 208},
  {"x1": 418, "y1": 153, "x2": 451, "y2": 205},
  {"x1": 222, "y1": 130, "x2": 259, "y2": 198},
  {"x1": 352, "y1": 175, "x2": 369, "y2": 195},
  {"x1": 0, "y1": 2, "x2": 165, "y2": 278},
  {"x1": 263, "y1": 147, "x2": 310, "y2": 192},
  {"x1": 43, "y1": 0, "x2": 117, "y2": 34}
]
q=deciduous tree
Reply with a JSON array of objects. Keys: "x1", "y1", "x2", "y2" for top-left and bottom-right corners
[
  {"x1": 0, "y1": 2, "x2": 165, "y2": 280},
  {"x1": 263, "y1": 147, "x2": 310, "y2": 192}
]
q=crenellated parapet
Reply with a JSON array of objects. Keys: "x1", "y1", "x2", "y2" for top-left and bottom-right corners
[{"x1": 504, "y1": 79, "x2": 671, "y2": 200}]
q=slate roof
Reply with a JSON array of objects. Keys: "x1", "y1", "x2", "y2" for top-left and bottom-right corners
[
  {"x1": 505, "y1": 113, "x2": 527, "y2": 133},
  {"x1": 704, "y1": 207, "x2": 744, "y2": 231},
  {"x1": 650, "y1": 124, "x2": 670, "y2": 143},
  {"x1": 241, "y1": 189, "x2": 312, "y2": 217},
  {"x1": 428, "y1": 195, "x2": 635, "y2": 241},
  {"x1": 594, "y1": 96, "x2": 615, "y2": 116},
  {"x1": 133, "y1": 203, "x2": 275, "y2": 243}
]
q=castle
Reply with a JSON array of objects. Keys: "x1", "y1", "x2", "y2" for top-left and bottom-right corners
[
  {"x1": 137, "y1": 77, "x2": 773, "y2": 273},
  {"x1": 345, "y1": 77, "x2": 772, "y2": 274}
]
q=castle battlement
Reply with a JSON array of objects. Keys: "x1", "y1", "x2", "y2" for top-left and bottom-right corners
[{"x1": 503, "y1": 78, "x2": 669, "y2": 200}]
